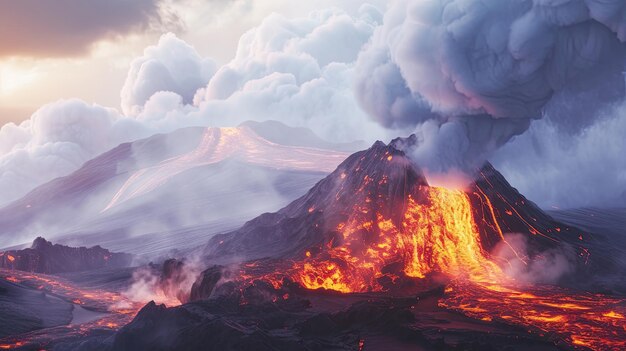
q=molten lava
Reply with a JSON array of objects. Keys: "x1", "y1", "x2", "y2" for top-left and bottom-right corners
[
  {"x1": 198, "y1": 141, "x2": 623, "y2": 350},
  {"x1": 440, "y1": 281, "x2": 626, "y2": 351},
  {"x1": 293, "y1": 187, "x2": 501, "y2": 292}
]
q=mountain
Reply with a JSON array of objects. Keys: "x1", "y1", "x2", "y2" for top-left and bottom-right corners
[
  {"x1": 201, "y1": 136, "x2": 598, "y2": 292},
  {"x1": 0, "y1": 121, "x2": 354, "y2": 254}
]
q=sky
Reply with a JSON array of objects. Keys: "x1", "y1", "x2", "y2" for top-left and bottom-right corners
[
  {"x1": 0, "y1": 0, "x2": 624, "y2": 210},
  {"x1": 0, "y1": 0, "x2": 381, "y2": 125}
]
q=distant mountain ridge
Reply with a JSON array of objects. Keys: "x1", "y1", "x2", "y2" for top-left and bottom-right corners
[
  {"x1": 0, "y1": 237, "x2": 131, "y2": 274},
  {"x1": 0, "y1": 121, "x2": 354, "y2": 253}
]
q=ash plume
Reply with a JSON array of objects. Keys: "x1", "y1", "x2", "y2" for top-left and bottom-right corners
[{"x1": 355, "y1": 0, "x2": 626, "y2": 177}]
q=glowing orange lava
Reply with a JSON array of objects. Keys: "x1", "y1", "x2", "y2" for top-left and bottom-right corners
[
  {"x1": 440, "y1": 281, "x2": 626, "y2": 351},
  {"x1": 293, "y1": 187, "x2": 500, "y2": 292},
  {"x1": 284, "y1": 185, "x2": 626, "y2": 350}
]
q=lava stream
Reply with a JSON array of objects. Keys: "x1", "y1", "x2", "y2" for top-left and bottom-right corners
[{"x1": 292, "y1": 187, "x2": 501, "y2": 292}]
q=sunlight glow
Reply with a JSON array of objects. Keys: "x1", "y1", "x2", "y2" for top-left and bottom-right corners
[{"x1": 0, "y1": 64, "x2": 39, "y2": 95}]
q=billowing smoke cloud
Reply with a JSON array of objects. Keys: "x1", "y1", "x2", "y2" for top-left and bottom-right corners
[
  {"x1": 355, "y1": 0, "x2": 626, "y2": 177},
  {"x1": 121, "y1": 33, "x2": 217, "y2": 116}
]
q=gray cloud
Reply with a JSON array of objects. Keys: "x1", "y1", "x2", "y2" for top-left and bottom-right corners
[
  {"x1": 493, "y1": 101, "x2": 626, "y2": 209},
  {"x1": 0, "y1": 0, "x2": 175, "y2": 58}
]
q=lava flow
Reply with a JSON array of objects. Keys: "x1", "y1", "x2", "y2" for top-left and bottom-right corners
[
  {"x1": 292, "y1": 187, "x2": 501, "y2": 292},
  {"x1": 440, "y1": 282, "x2": 626, "y2": 351},
  {"x1": 270, "y1": 183, "x2": 623, "y2": 350},
  {"x1": 0, "y1": 269, "x2": 166, "y2": 350}
]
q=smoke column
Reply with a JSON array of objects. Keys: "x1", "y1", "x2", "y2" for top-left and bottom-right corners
[{"x1": 355, "y1": 0, "x2": 626, "y2": 178}]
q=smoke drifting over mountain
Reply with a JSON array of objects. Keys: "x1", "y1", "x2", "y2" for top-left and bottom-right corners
[
  {"x1": 493, "y1": 102, "x2": 626, "y2": 208},
  {"x1": 355, "y1": 0, "x2": 626, "y2": 175}
]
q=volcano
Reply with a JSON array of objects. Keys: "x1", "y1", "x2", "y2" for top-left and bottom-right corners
[
  {"x1": 94, "y1": 137, "x2": 625, "y2": 351},
  {"x1": 202, "y1": 136, "x2": 592, "y2": 292}
]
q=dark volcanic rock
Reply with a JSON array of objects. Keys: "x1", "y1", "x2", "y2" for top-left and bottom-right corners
[
  {"x1": 189, "y1": 265, "x2": 223, "y2": 302},
  {"x1": 99, "y1": 287, "x2": 561, "y2": 351},
  {"x1": 0, "y1": 237, "x2": 132, "y2": 274},
  {"x1": 110, "y1": 297, "x2": 309, "y2": 351}
]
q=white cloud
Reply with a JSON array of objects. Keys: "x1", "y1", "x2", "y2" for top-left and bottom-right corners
[
  {"x1": 189, "y1": 6, "x2": 389, "y2": 142},
  {"x1": 121, "y1": 33, "x2": 217, "y2": 116}
]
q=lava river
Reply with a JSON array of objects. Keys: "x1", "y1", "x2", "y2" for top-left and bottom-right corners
[{"x1": 269, "y1": 187, "x2": 625, "y2": 350}]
